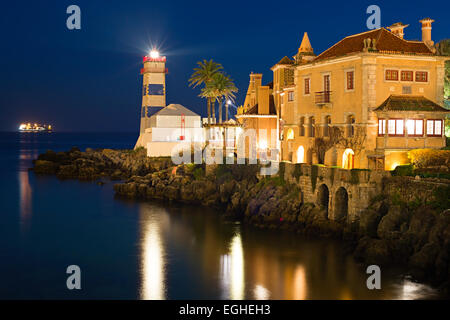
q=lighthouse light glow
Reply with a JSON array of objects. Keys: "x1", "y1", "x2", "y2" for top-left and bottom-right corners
[{"x1": 150, "y1": 50, "x2": 160, "y2": 59}]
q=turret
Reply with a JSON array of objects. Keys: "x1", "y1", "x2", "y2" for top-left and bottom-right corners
[{"x1": 419, "y1": 18, "x2": 434, "y2": 47}]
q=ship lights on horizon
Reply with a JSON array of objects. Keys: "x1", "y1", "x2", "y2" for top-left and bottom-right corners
[{"x1": 19, "y1": 123, "x2": 52, "y2": 132}]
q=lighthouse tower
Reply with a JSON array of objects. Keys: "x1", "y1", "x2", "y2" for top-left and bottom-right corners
[{"x1": 135, "y1": 50, "x2": 167, "y2": 148}]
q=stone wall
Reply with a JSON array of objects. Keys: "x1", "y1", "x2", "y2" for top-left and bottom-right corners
[
  {"x1": 280, "y1": 163, "x2": 390, "y2": 222},
  {"x1": 382, "y1": 176, "x2": 449, "y2": 204}
]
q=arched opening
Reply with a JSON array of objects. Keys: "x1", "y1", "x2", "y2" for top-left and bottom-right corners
[
  {"x1": 342, "y1": 148, "x2": 354, "y2": 169},
  {"x1": 317, "y1": 184, "x2": 330, "y2": 216},
  {"x1": 296, "y1": 146, "x2": 305, "y2": 163},
  {"x1": 286, "y1": 128, "x2": 294, "y2": 140},
  {"x1": 334, "y1": 187, "x2": 348, "y2": 221}
]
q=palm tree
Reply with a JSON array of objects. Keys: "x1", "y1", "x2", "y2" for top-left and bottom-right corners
[
  {"x1": 209, "y1": 73, "x2": 238, "y2": 124},
  {"x1": 189, "y1": 59, "x2": 223, "y2": 124}
]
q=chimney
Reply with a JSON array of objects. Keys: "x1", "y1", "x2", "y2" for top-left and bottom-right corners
[
  {"x1": 257, "y1": 86, "x2": 269, "y2": 115},
  {"x1": 387, "y1": 22, "x2": 408, "y2": 39},
  {"x1": 419, "y1": 18, "x2": 434, "y2": 46}
]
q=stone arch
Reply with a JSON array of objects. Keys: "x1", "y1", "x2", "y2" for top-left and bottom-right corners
[
  {"x1": 316, "y1": 184, "x2": 330, "y2": 217},
  {"x1": 333, "y1": 187, "x2": 348, "y2": 222}
]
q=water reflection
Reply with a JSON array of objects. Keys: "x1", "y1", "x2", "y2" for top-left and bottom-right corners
[
  {"x1": 220, "y1": 230, "x2": 245, "y2": 300},
  {"x1": 18, "y1": 136, "x2": 37, "y2": 233},
  {"x1": 18, "y1": 170, "x2": 32, "y2": 233},
  {"x1": 139, "y1": 204, "x2": 168, "y2": 300},
  {"x1": 132, "y1": 201, "x2": 444, "y2": 300}
]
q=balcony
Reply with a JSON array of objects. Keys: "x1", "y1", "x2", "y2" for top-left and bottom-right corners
[{"x1": 315, "y1": 91, "x2": 332, "y2": 105}]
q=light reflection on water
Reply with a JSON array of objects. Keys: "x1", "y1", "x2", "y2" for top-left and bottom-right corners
[
  {"x1": 139, "y1": 204, "x2": 168, "y2": 300},
  {"x1": 135, "y1": 202, "x2": 445, "y2": 300}
]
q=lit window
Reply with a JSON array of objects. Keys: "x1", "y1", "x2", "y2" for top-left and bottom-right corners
[
  {"x1": 427, "y1": 119, "x2": 442, "y2": 136},
  {"x1": 304, "y1": 78, "x2": 310, "y2": 95},
  {"x1": 385, "y1": 70, "x2": 398, "y2": 81},
  {"x1": 401, "y1": 71, "x2": 413, "y2": 82},
  {"x1": 288, "y1": 91, "x2": 294, "y2": 101},
  {"x1": 415, "y1": 71, "x2": 428, "y2": 82},
  {"x1": 346, "y1": 71, "x2": 354, "y2": 90},
  {"x1": 388, "y1": 119, "x2": 404, "y2": 136},
  {"x1": 378, "y1": 119, "x2": 386, "y2": 135},
  {"x1": 406, "y1": 119, "x2": 423, "y2": 136},
  {"x1": 396, "y1": 119, "x2": 404, "y2": 135}
]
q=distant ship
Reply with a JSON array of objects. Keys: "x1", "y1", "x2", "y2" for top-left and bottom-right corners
[{"x1": 19, "y1": 123, "x2": 53, "y2": 132}]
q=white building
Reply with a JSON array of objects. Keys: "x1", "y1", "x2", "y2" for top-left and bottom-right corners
[{"x1": 140, "y1": 104, "x2": 203, "y2": 157}]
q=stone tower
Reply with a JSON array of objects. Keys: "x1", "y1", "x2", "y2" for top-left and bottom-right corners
[
  {"x1": 139, "y1": 51, "x2": 167, "y2": 134},
  {"x1": 295, "y1": 32, "x2": 315, "y2": 63}
]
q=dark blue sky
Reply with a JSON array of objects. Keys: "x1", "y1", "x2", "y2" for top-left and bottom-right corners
[{"x1": 1, "y1": 0, "x2": 449, "y2": 132}]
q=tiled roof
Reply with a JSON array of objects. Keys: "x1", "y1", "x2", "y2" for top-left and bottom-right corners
[
  {"x1": 276, "y1": 56, "x2": 294, "y2": 65},
  {"x1": 244, "y1": 95, "x2": 277, "y2": 115},
  {"x1": 374, "y1": 95, "x2": 448, "y2": 112},
  {"x1": 314, "y1": 28, "x2": 433, "y2": 62},
  {"x1": 154, "y1": 104, "x2": 200, "y2": 116}
]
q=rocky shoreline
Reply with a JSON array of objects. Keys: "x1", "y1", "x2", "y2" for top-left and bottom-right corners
[{"x1": 33, "y1": 148, "x2": 450, "y2": 293}]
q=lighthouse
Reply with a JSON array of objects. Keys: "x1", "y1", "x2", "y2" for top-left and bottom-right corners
[
  {"x1": 135, "y1": 50, "x2": 168, "y2": 148},
  {"x1": 140, "y1": 50, "x2": 167, "y2": 133},
  {"x1": 134, "y1": 50, "x2": 203, "y2": 154}
]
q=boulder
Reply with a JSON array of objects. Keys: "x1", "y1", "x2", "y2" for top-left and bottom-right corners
[
  {"x1": 33, "y1": 160, "x2": 58, "y2": 174},
  {"x1": 377, "y1": 205, "x2": 408, "y2": 239}
]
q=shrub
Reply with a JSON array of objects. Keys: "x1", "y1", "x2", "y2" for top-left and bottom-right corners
[
  {"x1": 193, "y1": 167, "x2": 205, "y2": 180},
  {"x1": 392, "y1": 164, "x2": 414, "y2": 176},
  {"x1": 408, "y1": 149, "x2": 450, "y2": 168}
]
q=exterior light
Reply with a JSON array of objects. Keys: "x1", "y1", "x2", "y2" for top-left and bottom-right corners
[
  {"x1": 258, "y1": 139, "x2": 268, "y2": 150},
  {"x1": 150, "y1": 50, "x2": 160, "y2": 59}
]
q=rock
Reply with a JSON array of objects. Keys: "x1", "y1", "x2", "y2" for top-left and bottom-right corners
[
  {"x1": 355, "y1": 237, "x2": 391, "y2": 265},
  {"x1": 377, "y1": 205, "x2": 408, "y2": 239},
  {"x1": 33, "y1": 160, "x2": 58, "y2": 174},
  {"x1": 409, "y1": 242, "x2": 440, "y2": 277},
  {"x1": 360, "y1": 209, "x2": 383, "y2": 237},
  {"x1": 56, "y1": 164, "x2": 78, "y2": 178},
  {"x1": 111, "y1": 170, "x2": 123, "y2": 181}
]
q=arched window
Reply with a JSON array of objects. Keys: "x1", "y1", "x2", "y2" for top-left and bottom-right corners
[
  {"x1": 309, "y1": 116, "x2": 315, "y2": 137},
  {"x1": 342, "y1": 148, "x2": 355, "y2": 169},
  {"x1": 324, "y1": 116, "x2": 331, "y2": 137},
  {"x1": 296, "y1": 146, "x2": 305, "y2": 163},
  {"x1": 299, "y1": 117, "x2": 305, "y2": 136},
  {"x1": 347, "y1": 115, "x2": 355, "y2": 137},
  {"x1": 286, "y1": 128, "x2": 294, "y2": 140}
]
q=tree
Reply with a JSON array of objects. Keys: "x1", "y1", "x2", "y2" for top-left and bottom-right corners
[
  {"x1": 189, "y1": 59, "x2": 223, "y2": 124},
  {"x1": 312, "y1": 126, "x2": 367, "y2": 165},
  {"x1": 209, "y1": 73, "x2": 237, "y2": 124},
  {"x1": 435, "y1": 39, "x2": 450, "y2": 102}
]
